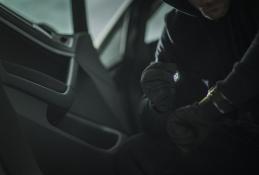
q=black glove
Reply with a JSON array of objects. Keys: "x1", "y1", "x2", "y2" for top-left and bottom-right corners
[
  {"x1": 140, "y1": 62, "x2": 179, "y2": 113},
  {"x1": 140, "y1": 98, "x2": 170, "y2": 137},
  {"x1": 166, "y1": 86, "x2": 234, "y2": 152}
]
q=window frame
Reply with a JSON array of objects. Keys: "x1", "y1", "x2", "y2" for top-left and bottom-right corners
[
  {"x1": 0, "y1": 3, "x2": 74, "y2": 56},
  {"x1": 0, "y1": 0, "x2": 75, "y2": 35},
  {"x1": 95, "y1": 0, "x2": 133, "y2": 52},
  {"x1": 95, "y1": 0, "x2": 133, "y2": 69},
  {"x1": 144, "y1": 2, "x2": 173, "y2": 43}
]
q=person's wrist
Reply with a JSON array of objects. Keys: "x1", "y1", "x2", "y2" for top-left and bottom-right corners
[
  {"x1": 149, "y1": 101, "x2": 172, "y2": 116},
  {"x1": 199, "y1": 85, "x2": 234, "y2": 117},
  {"x1": 144, "y1": 100, "x2": 171, "y2": 137},
  {"x1": 150, "y1": 101, "x2": 176, "y2": 115}
]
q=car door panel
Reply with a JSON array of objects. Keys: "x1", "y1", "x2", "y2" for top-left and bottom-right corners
[
  {"x1": 4, "y1": 85, "x2": 124, "y2": 175},
  {"x1": 2, "y1": 61, "x2": 68, "y2": 93},
  {"x1": 0, "y1": 8, "x2": 77, "y2": 109},
  {"x1": 69, "y1": 71, "x2": 124, "y2": 130},
  {"x1": 0, "y1": 3, "x2": 128, "y2": 175}
]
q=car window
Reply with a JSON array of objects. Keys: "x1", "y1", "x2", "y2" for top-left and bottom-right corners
[
  {"x1": 145, "y1": 3, "x2": 173, "y2": 43},
  {"x1": 0, "y1": 0, "x2": 73, "y2": 34},
  {"x1": 87, "y1": 0, "x2": 127, "y2": 41},
  {"x1": 99, "y1": 24, "x2": 124, "y2": 68}
]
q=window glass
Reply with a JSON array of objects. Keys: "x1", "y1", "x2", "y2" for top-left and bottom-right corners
[
  {"x1": 0, "y1": 0, "x2": 73, "y2": 34},
  {"x1": 145, "y1": 3, "x2": 173, "y2": 43},
  {"x1": 87, "y1": 0, "x2": 127, "y2": 40},
  {"x1": 100, "y1": 26, "x2": 123, "y2": 68}
]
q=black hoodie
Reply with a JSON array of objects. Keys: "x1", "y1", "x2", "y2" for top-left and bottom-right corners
[{"x1": 155, "y1": 0, "x2": 259, "y2": 107}]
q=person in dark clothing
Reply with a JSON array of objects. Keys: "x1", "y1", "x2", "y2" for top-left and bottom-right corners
[{"x1": 115, "y1": 0, "x2": 259, "y2": 174}]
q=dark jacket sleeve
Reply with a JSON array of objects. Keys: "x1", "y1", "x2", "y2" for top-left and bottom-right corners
[
  {"x1": 155, "y1": 11, "x2": 203, "y2": 76},
  {"x1": 155, "y1": 11, "x2": 181, "y2": 64},
  {"x1": 155, "y1": 29, "x2": 175, "y2": 63},
  {"x1": 218, "y1": 2, "x2": 259, "y2": 106},
  {"x1": 218, "y1": 31, "x2": 259, "y2": 106}
]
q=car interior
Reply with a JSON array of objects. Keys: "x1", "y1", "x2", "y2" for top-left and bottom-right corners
[{"x1": 0, "y1": 0, "x2": 173, "y2": 174}]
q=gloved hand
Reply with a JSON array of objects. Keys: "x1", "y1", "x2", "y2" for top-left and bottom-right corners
[
  {"x1": 140, "y1": 62, "x2": 179, "y2": 113},
  {"x1": 140, "y1": 98, "x2": 171, "y2": 137},
  {"x1": 166, "y1": 86, "x2": 234, "y2": 152}
]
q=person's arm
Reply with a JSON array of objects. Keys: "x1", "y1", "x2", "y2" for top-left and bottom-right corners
[
  {"x1": 141, "y1": 10, "x2": 182, "y2": 113},
  {"x1": 167, "y1": 28, "x2": 259, "y2": 152},
  {"x1": 140, "y1": 11, "x2": 183, "y2": 136},
  {"x1": 217, "y1": 1, "x2": 259, "y2": 106},
  {"x1": 155, "y1": 12, "x2": 181, "y2": 64},
  {"x1": 217, "y1": 30, "x2": 259, "y2": 106}
]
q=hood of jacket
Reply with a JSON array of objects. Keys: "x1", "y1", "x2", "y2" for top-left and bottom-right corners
[{"x1": 163, "y1": 0, "x2": 201, "y2": 16}]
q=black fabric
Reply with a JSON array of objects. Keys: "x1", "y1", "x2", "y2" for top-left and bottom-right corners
[
  {"x1": 218, "y1": 32, "x2": 259, "y2": 105},
  {"x1": 116, "y1": 1, "x2": 259, "y2": 174},
  {"x1": 157, "y1": 0, "x2": 259, "y2": 106},
  {"x1": 140, "y1": 73, "x2": 208, "y2": 137},
  {"x1": 140, "y1": 98, "x2": 170, "y2": 137},
  {"x1": 156, "y1": 0, "x2": 259, "y2": 149},
  {"x1": 163, "y1": 0, "x2": 200, "y2": 16},
  {"x1": 140, "y1": 62, "x2": 178, "y2": 112},
  {"x1": 0, "y1": 80, "x2": 43, "y2": 175}
]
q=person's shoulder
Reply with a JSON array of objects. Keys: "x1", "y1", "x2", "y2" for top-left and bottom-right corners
[
  {"x1": 164, "y1": 9, "x2": 183, "y2": 27},
  {"x1": 164, "y1": 8, "x2": 199, "y2": 24},
  {"x1": 241, "y1": 1, "x2": 259, "y2": 28},
  {"x1": 163, "y1": 9, "x2": 201, "y2": 41}
]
